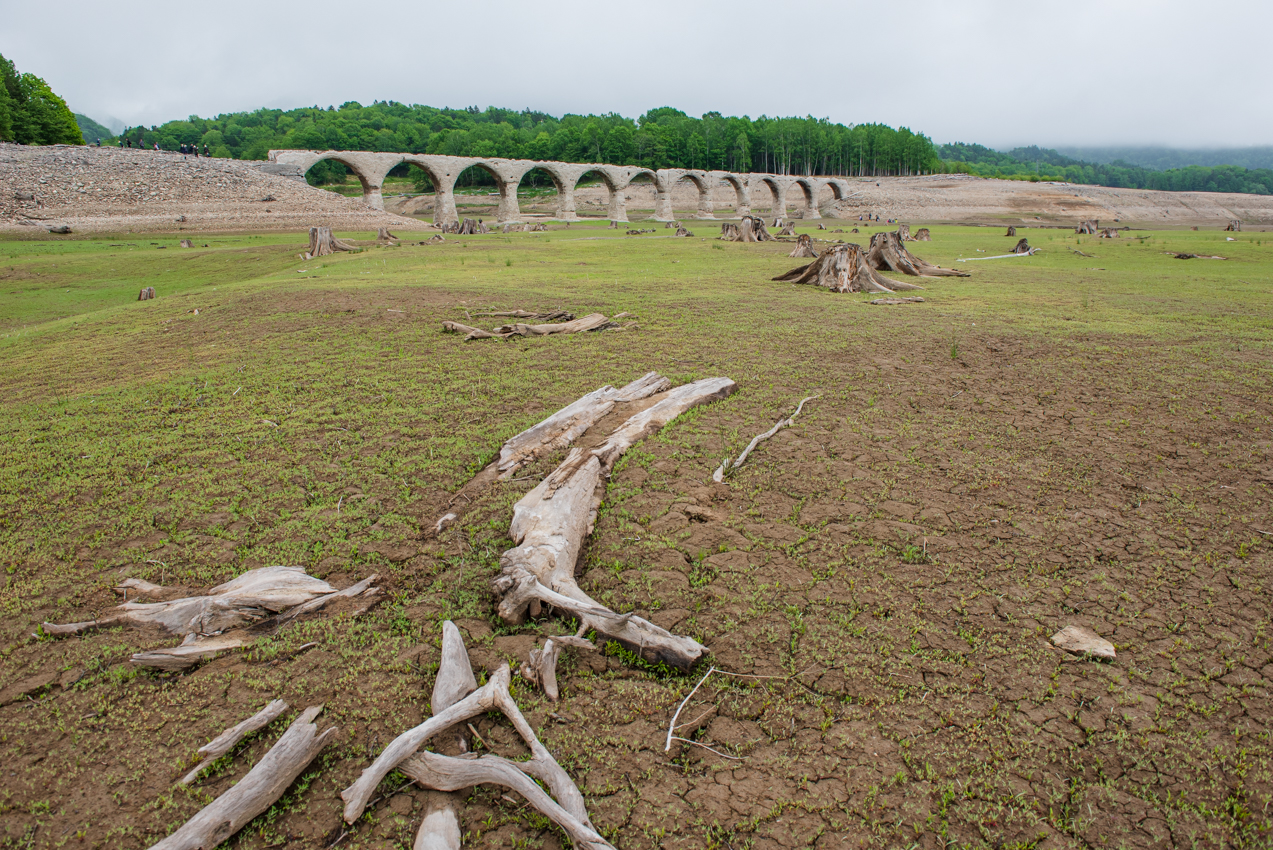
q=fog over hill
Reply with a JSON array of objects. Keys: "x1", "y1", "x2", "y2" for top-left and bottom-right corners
[{"x1": 1055, "y1": 146, "x2": 1273, "y2": 172}]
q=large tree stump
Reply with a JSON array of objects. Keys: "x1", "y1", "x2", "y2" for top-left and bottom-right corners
[
  {"x1": 674, "y1": 224, "x2": 693, "y2": 237},
  {"x1": 867, "y1": 230, "x2": 969, "y2": 277},
  {"x1": 456, "y1": 219, "x2": 489, "y2": 235},
  {"x1": 377, "y1": 227, "x2": 399, "y2": 245},
  {"x1": 913, "y1": 228, "x2": 931, "y2": 241},
  {"x1": 896, "y1": 223, "x2": 912, "y2": 241},
  {"x1": 773, "y1": 242, "x2": 922, "y2": 294},
  {"x1": 1011, "y1": 238, "x2": 1032, "y2": 254},
  {"x1": 1005, "y1": 226, "x2": 1016, "y2": 237},
  {"x1": 729, "y1": 215, "x2": 774, "y2": 243},
  {"x1": 302, "y1": 226, "x2": 358, "y2": 260},
  {"x1": 1099, "y1": 228, "x2": 1120, "y2": 238},
  {"x1": 179, "y1": 239, "x2": 193, "y2": 248},
  {"x1": 788, "y1": 233, "x2": 818, "y2": 258},
  {"x1": 1226, "y1": 220, "x2": 1242, "y2": 231},
  {"x1": 719, "y1": 222, "x2": 740, "y2": 240},
  {"x1": 777, "y1": 222, "x2": 796, "y2": 236},
  {"x1": 1075, "y1": 220, "x2": 1099, "y2": 235}
]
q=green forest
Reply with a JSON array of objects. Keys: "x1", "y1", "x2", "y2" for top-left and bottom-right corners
[
  {"x1": 0, "y1": 53, "x2": 83, "y2": 146},
  {"x1": 938, "y1": 142, "x2": 1273, "y2": 196},
  {"x1": 113, "y1": 102, "x2": 941, "y2": 181}
]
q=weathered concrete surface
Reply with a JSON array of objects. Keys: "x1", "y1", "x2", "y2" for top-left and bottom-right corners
[{"x1": 269, "y1": 149, "x2": 851, "y2": 226}]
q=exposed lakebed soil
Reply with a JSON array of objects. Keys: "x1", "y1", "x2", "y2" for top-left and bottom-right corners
[{"x1": 0, "y1": 231, "x2": 1269, "y2": 849}]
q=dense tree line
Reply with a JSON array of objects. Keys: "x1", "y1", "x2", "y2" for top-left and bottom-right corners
[
  {"x1": 0, "y1": 53, "x2": 83, "y2": 146},
  {"x1": 937, "y1": 142, "x2": 1273, "y2": 196},
  {"x1": 112, "y1": 101, "x2": 941, "y2": 182}
]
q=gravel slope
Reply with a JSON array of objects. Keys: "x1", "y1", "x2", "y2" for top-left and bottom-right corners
[{"x1": 0, "y1": 143, "x2": 428, "y2": 234}]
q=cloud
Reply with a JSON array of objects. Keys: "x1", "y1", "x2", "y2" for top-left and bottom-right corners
[{"x1": 5, "y1": 0, "x2": 1269, "y2": 148}]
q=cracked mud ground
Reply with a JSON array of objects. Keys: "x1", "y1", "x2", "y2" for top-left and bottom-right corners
[{"x1": 0, "y1": 224, "x2": 1270, "y2": 849}]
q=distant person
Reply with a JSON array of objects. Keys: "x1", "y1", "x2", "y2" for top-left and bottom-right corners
[
  {"x1": 95, "y1": 137, "x2": 101, "y2": 147},
  {"x1": 118, "y1": 139, "x2": 123, "y2": 148},
  {"x1": 203, "y1": 144, "x2": 209, "y2": 157},
  {"x1": 193, "y1": 144, "x2": 199, "y2": 158},
  {"x1": 126, "y1": 139, "x2": 131, "y2": 148},
  {"x1": 153, "y1": 142, "x2": 160, "y2": 151}
]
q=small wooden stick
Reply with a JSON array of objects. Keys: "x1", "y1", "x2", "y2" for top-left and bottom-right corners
[
  {"x1": 148, "y1": 706, "x2": 335, "y2": 850},
  {"x1": 714, "y1": 395, "x2": 819, "y2": 482},
  {"x1": 180, "y1": 699, "x2": 289, "y2": 785}
]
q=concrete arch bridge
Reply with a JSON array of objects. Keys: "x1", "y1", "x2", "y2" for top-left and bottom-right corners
[{"x1": 266, "y1": 149, "x2": 853, "y2": 225}]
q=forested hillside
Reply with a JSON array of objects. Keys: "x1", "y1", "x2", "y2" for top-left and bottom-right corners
[
  {"x1": 113, "y1": 102, "x2": 940, "y2": 179},
  {"x1": 0, "y1": 53, "x2": 82, "y2": 146},
  {"x1": 938, "y1": 142, "x2": 1273, "y2": 196}
]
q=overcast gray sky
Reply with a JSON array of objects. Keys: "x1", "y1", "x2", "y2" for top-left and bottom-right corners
[{"x1": 4, "y1": 0, "x2": 1269, "y2": 149}]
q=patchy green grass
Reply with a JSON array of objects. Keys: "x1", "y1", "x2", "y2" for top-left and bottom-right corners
[{"x1": 0, "y1": 220, "x2": 1270, "y2": 849}]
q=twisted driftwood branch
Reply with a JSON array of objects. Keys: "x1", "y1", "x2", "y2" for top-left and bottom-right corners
[
  {"x1": 714, "y1": 395, "x2": 819, "y2": 482},
  {"x1": 180, "y1": 699, "x2": 290, "y2": 785}
]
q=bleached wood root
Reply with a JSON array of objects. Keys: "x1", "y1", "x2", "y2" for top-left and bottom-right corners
[
  {"x1": 412, "y1": 621, "x2": 478, "y2": 850},
  {"x1": 115, "y1": 578, "x2": 165, "y2": 596},
  {"x1": 180, "y1": 699, "x2": 290, "y2": 785},
  {"x1": 400, "y1": 752, "x2": 613, "y2": 850},
  {"x1": 788, "y1": 234, "x2": 818, "y2": 258},
  {"x1": 269, "y1": 574, "x2": 379, "y2": 629},
  {"x1": 474, "y1": 310, "x2": 573, "y2": 320},
  {"x1": 868, "y1": 297, "x2": 926, "y2": 305},
  {"x1": 132, "y1": 634, "x2": 246, "y2": 670},
  {"x1": 493, "y1": 313, "x2": 616, "y2": 336},
  {"x1": 45, "y1": 566, "x2": 336, "y2": 637},
  {"x1": 714, "y1": 395, "x2": 819, "y2": 482},
  {"x1": 148, "y1": 706, "x2": 336, "y2": 850},
  {"x1": 521, "y1": 639, "x2": 564, "y2": 700}
]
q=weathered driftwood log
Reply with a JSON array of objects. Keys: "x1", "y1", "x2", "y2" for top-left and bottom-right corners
[
  {"x1": 412, "y1": 621, "x2": 477, "y2": 850},
  {"x1": 1170, "y1": 252, "x2": 1227, "y2": 260},
  {"x1": 44, "y1": 566, "x2": 338, "y2": 637},
  {"x1": 138, "y1": 287, "x2": 156, "y2": 301},
  {"x1": 1075, "y1": 220, "x2": 1099, "y2": 235},
  {"x1": 491, "y1": 378, "x2": 735, "y2": 668},
  {"x1": 958, "y1": 249, "x2": 1038, "y2": 262},
  {"x1": 348, "y1": 626, "x2": 611, "y2": 847},
  {"x1": 116, "y1": 577, "x2": 166, "y2": 597},
  {"x1": 788, "y1": 233, "x2": 818, "y2": 258},
  {"x1": 180, "y1": 699, "x2": 290, "y2": 785},
  {"x1": 777, "y1": 222, "x2": 796, "y2": 237},
  {"x1": 867, "y1": 231, "x2": 969, "y2": 277},
  {"x1": 133, "y1": 634, "x2": 246, "y2": 671},
  {"x1": 869, "y1": 296, "x2": 926, "y2": 305},
  {"x1": 475, "y1": 310, "x2": 574, "y2": 321},
  {"x1": 149, "y1": 706, "x2": 335, "y2": 850},
  {"x1": 491, "y1": 372, "x2": 669, "y2": 480},
  {"x1": 674, "y1": 224, "x2": 693, "y2": 237},
  {"x1": 773, "y1": 243, "x2": 921, "y2": 294},
  {"x1": 1005, "y1": 226, "x2": 1016, "y2": 237},
  {"x1": 719, "y1": 222, "x2": 739, "y2": 240},
  {"x1": 445, "y1": 313, "x2": 622, "y2": 342},
  {"x1": 896, "y1": 223, "x2": 912, "y2": 241},
  {"x1": 302, "y1": 226, "x2": 358, "y2": 260},
  {"x1": 377, "y1": 227, "x2": 399, "y2": 245},
  {"x1": 179, "y1": 239, "x2": 193, "y2": 248},
  {"x1": 1012, "y1": 238, "x2": 1032, "y2": 254},
  {"x1": 913, "y1": 228, "x2": 931, "y2": 241},
  {"x1": 714, "y1": 395, "x2": 818, "y2": 482}
]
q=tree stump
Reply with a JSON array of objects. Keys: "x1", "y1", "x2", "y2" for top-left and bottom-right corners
[
  {"x1": 138, "y1": 286, "x2": 156, "y2": 301},
  {"x1": 1098, "y1": 228, "x2": 1120, "y2": 238},
  {"x1": 788, "y1": 233, "x2": 818, "y2": 258},
  {"x1": 302, "y1": 226, "x2": 358, "y2": 260},
  {"x1": 1075, "y1": 220, "x2": 1098, "y2": 235},
  {"x1": 719, "y1": 222, "x2": 739, "y2": 240},
  {"x1": 1226, "y1": 220, "x2": 1242, "y2": 231},
  {"x1": 377, "y1": 227, "x2": 399, "y2": 245},
  {"x1": 896, "y1": 223, "x2": 912, "y2": 241},
  {"x1": 774, "y1": 243, "x2": 922, "y2": 293},
  {"x1": 457, "y1": 219, "x2": 489, "y2": 235},
  {"x1": 817, "y1": 223, "x2": 826, "y2": 230},
  {"x1": 180, "y1": 239, "x2": 193, "y2": 248},
  {"x1": 1005, "y1": 226, "x2": 1016, "y2": 237},
  {"x1": 867, "y1": 230, "x2": 969, "y2": 277},
  {"x1": 674, "y1": 224, "x2": 693, "y2": 237},
  {"x1": 728, "y1": 215, "x2": 774, "y2": 242},
  {"x1": 528, "y1": 222, "x2": 547, "y2": 232},
  {"x1": 913, "y1": 228, "x2": 931, "y2": 241},
  {"x1": 664, "y1": 220, "x2": 677, "y2": 229},
  {"x1": 777, "y1": 222, "x2": 796, "y2": 236},
  {"x1": 1012, "y1": 238, "x2": 1032, "y2": 254}
]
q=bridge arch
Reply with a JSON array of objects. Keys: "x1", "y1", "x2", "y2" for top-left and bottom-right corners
[
  {"x1": 792, "y1": 178, "x2": 821, "y2": 220},
  {"x1": 715, "y1": 172, "x2": 751, "y2": 216}
]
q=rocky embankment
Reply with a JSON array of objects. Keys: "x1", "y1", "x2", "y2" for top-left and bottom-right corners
[{"x1": 0, "y1": 143, "x2": 427, "y2": 234}]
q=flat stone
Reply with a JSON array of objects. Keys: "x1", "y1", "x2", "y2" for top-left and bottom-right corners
[{"x1": 1050, "y1": 625, "x2": 1115, "y2": 659}]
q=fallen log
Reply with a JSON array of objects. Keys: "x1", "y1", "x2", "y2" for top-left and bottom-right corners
[
  {"x1": 913, "y1": 227, "x2": 931, "y2": 241},
  {"x1": 957, "y1": 249, "x2": 1039, "y2": 262},
  {"x1": 788, "y1": 233, "x2": 818, "y2": 258},
  {"x1": 867, "y1": 230, "x2": 968, "y2": 277},
  {"x1": 714, "y1": 395, "x2": 818, "y2": 482},
  {"x1": 1169, "y1": 252, "x2": 1227, "y2": 260},
  {"x1": 44, "y1": 566, "x2": 338, "y2": 637},
  {"x1": 180, "y1": 699, "x2": 289, "y2": 785},
  {"x1": 301, "y1": 226, "x2": 358, "y2": 260},
  {"x1": 773, "y1": 243, "x2": 921, "y2": 294},
  {"x1": 869, "y1": 296, "x2": 926, "y2": 305},
  {"x1": 132, "y1": 634, "x2": 246, "y2": 671},
  {"x1": 474, "y1": 310, "x2": 574, "y2": 321},
  {"x1": 491, "y1": 378, "x2": 735, "y2": 668},
  {"x1": 444, "y1": 313, "x2": 621, "y2": 341},
  {"x1": 149, "y1": 706, "x2": 335, "y2": 850}
]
